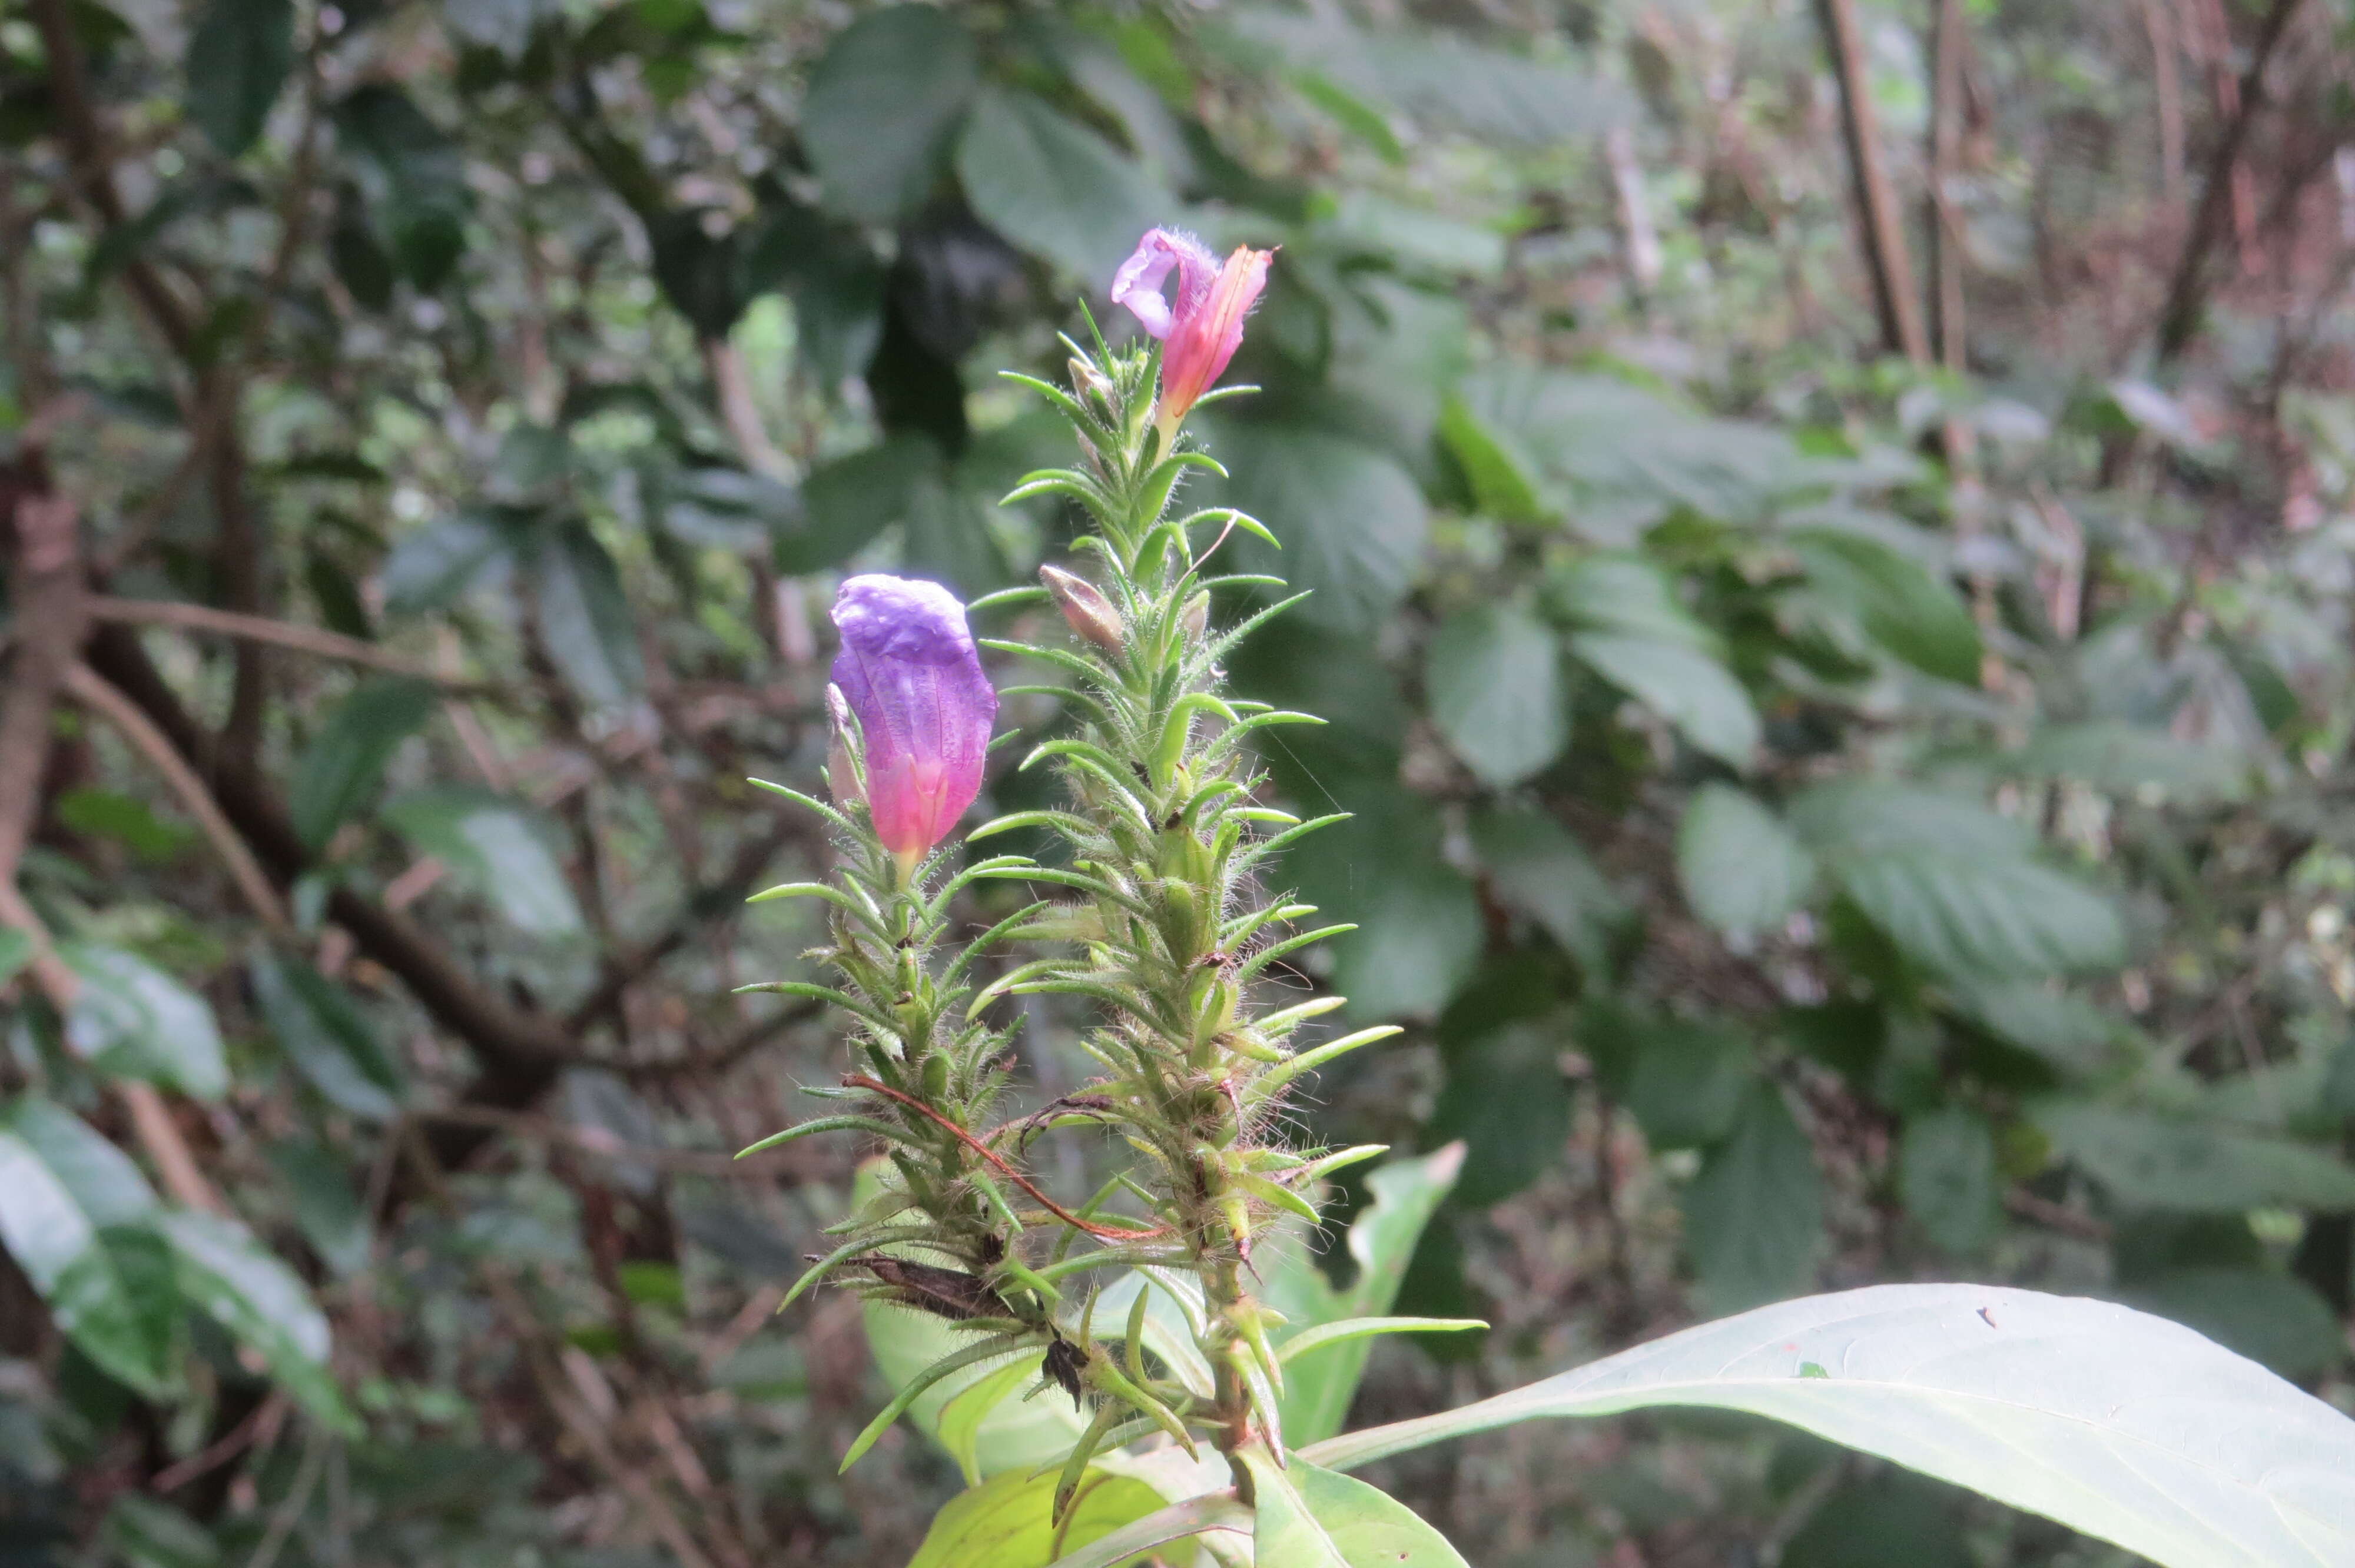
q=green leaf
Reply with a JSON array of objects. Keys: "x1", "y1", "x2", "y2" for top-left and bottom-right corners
[
  {"x1": 1547, "y1": 554, "x2": 1714, "y2": 649},
  {"x1": 54, "y1": 788, "x2": 194, "y2": 862},
  {"x1": 956, "y1": 89, "x2": 1169, "y2": 283},
  {"x1": 382, "y1": 509, "x2": 520, "y2": 614},
  {"x1": 1899, "y1": 1105, "x2": 2000, "y2": 1253},
  {"x1": 1571, "y1": 630, "x2": 1760, "y2": 770},
  {"x1": 1466, "y1": 808, "x2": 1624, "y2": 972},
  {"x1": 2, "y1": 1099, "x2": 160, "y2": 1227},
  {"x1": 0, "y1": 929, "x2": 31, "y2": 991},
  {"x1": 2124, "y1": 1268, "x2": 2346, "y2": 1380},
  {"x1": 333, "y1": 85, "x2": 472, "y2": 291},
  {"x1": 907, "y1": 1466, "x2": 1169, "y2": 1568},
  {"x1": 1833, "y1": 853, "x2": 2125, "y2": 980},
  {"x1": 184, "y1": 0, "x2": 291, "y2": 157},
  {"x1": 2035, "y1": 1102, "x2": 2355, "y2": 1213},
  {"x1": 1438, "y1": 395, "x2": 1544, "y2": 520},
  {"x1": 2006, "y1": 720, "x2": 2251, "y2": 805},
  {"x1": 1195, "y1": 421, "x2": 1431, "y2": 637},
  {"x1": 533, "y1": 520, "x2": 644, "y2": 712},
  {"x1": 1460, "y1": 365, "x2": 1821, "y2": 540},
  {"x1": 381, "y1": 788, "x2": 585, "y2": 938},
  {"x1": 1788, "y1": 527, "x2": 1981, "y2": 685},
  {"x1": 792, "y1": 434, "x2": 936, "y2": 573},
  {"x1": 103, "y1": 1491, "x2": 221, "y2": 1568},
  {"x1": 1618, "y1": 1018, "x2": 1752, "y2": 1152},
  {"x1": 1262, "y1": 1144, "x2": 1466, "y2": 1446},
  {"x1": 159, "y1": 1210, "x2": 355, "y2": 1433},
  {"x1": 1424, "y1": 604, "x2": 1564, "y2": 787},
  {"x1": 804, "y1": 5, "x2": 979, "y2": 224},
  {"x1": 1239, "y1": 1447, "x2": 1469, "y2": 1567},
  {"x1": 1681, "y1": 1083, "x2": 1822, "y2": 1312},
  {"x1": 58, "y1": 944, "x2": 229, "y2": 1101},
  {"x1": 288, "y1": 677, "x2": 439, "y2": 849},
  {"x1": 248, "y1": 951, "x2": 405, "y2": 1121},
  {"x1": 266, "y1": 1141, "x2": 373, "y2": 1279},
  {"x1": 1676, "y1": 785, "x2": 1816, "y2": 943},
  {"x1": 0, "y1": 1128, "x2": 175, "y2": 1396},
  {"x1": 1303, "y1": 1283, "x2": 2355, "y2": 1568},
  {"x1": 1427, "y1": 1023, "x2": 1570, "y2": 1207},
  {"x1": 1284, "y1": 788, "x2": 1481, "y2": 1021},
  {"x1": 1945, "y1": 981, "x2": 2129, "y2": 1076}
]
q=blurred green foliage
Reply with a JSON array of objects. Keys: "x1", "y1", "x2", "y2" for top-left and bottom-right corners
[{"x1": 2, "y1": 0, "x2": 2354, "y2": 1562}]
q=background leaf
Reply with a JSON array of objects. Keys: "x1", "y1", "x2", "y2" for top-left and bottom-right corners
[
  {"x1": 183, "y1": 0, "x2": 292, "y2": 157},
  {"x1": 1425, "y1": 604, "x2": 1565, "y2": 786},
  {"x1": 1676, "y1": 785, "x2": 1816, "y2": 942},
  {"x1": 1680, "y1": 1083, "x2": 1823, "y2": 1311},
  {"x1": 288, "y1": 677, "x2": 438, "y2": 850},
  {"x1": 804, "y1": 6, "x2": 979, "y2": 224}
]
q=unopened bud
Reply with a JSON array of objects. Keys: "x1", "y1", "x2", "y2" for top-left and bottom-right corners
[
  {"x1": 824, "y1": 683, "x2": 864, "y2": 808},
  {"x1": 1180, "y1": 590, "x2": 1210, "y2": 641},
  {"x1": 1039, "y1": 564, "x2": 1125, "y2": 653},
  {"x1": 1068, "y1": 356, "x2": 1117, "y2": 410}
]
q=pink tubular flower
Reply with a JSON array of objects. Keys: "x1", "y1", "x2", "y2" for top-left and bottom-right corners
[
  {"x1": 1110, "y1": 227, "x2": 1273, "y2": 437},
  {"x1": 829, "y1": 575, "x2": 997, "y2": 865}
]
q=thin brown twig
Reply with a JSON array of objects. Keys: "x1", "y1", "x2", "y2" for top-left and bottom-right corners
[
  {"x1": 842, "y1": 1074, "x2": 1169, "y2": 1240},
  {"x1": 86, "y1": 596, "x2": 475, "y2": 686},
  {"x1": 62, "y1": 662, "x2": 291, "y2": 934}
]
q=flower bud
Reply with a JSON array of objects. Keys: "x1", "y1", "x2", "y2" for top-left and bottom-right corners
[
  {"x1": 1068, "y1": 356, "x2": 1117, "y2": 412},
  {"x1": 1039, "y1": 564, "x2": 1125, "y2": 653},
  {"x1": 830, "y1": 574, "x2": 998, "y2": 863},
  {"x1": 1179, "y1": 590, "x2": 1210, "y2": 641}
]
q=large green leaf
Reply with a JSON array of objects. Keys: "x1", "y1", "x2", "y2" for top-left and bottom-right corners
[
  {"x1": 1240, "y1": 1447, "x2": 1468, "y2": 1567},
  {"x1": 1424, "y1": 604, "x2": 1565, "y2": 787},
  {"x1": 1466, "y1": 808, "x2": 1624, "y2": 972},
  {"x1": 1457, "y1": 364, "x2": 1823, "y2": 540},
  {"x1": 4, "y1": 1098, "x2": 160, "y2": 1227},
  {"x1": 1571, "y1": 631, "x2": 1760, "y2": 770},
  {"x1": 184, "y1": 0, "x2": 291, "y2": 156},
  {"x1": 2006, "y1": 720, "x2": 2251, "y2": 805},
  {"x1": 0, "y1": 1125, "x2": 175, "y2": 1396},
  {"x1": 160, "y1": 1211, "x2": 354, "y2": 1433},
  {"x1": 804, "y1": 5, "x2": 978, "y2": 224},
  {"x1": 1260, "y1": 1144, "x2": 1465, "y2": 1445},
  {"x1": 1427, "y1": 1021, "x2": 1571, "y2": 1207},
  {"x1": 905, "y1": 1466, "x2": 1167, "y2": 1568},
  {"x1": 382, "y1": 509, "x2": 521, "y2": 613},
  {"x1": 2035, "y1": 1101, "x2": 2355, "y2": 1212},
  {"x1": 248, "y1": 951, "x2": 405, "y2": 1121},
  {"x1": 1789, "y1": 782, "x2": 2124, "y2": 980},
  {"x1": 58, "y1": 944, "x2": 229, "y2": 1100},
  {"x1": 1680, "y1": 1083, "x2": 1822, "y2": 1311},
  {"x1": 1898, "y1": 1105, "x2": 2000, "y2": 1253},
  {"x1": 790, "y1": 435, "x2": 935, "y2": 574},
  {"x1": 533, "y1": 521, "x2": 644, "y2": 712},
  {"x1": 333, "y1": 84, "x2": 471, "y2": 290},
  {"x1": 1676, "y1": 785, "x2": 1816, "y2": 943},
  {"x1": 1787, "y1": 527, "x2": 1981, "y2": 686},
  {"x1": 956, "y1": 89, "x2": 1168, "y2": 283},
  {"x1": 288, "y1": 677, "x2": 438, "y2": 849},
  {"x1": 1302, "y1": 1283, "x2": 2355, "y2": 1568},
  {"x1": 1196, "y1": 421, "x2": 1430, "y2": 637},
  {"x1": 381, "y1": 788, "x2": 584, "y2": 938},
  {"x1": 1833, "y1": 854, "x2": 2126, "y2": 980}
]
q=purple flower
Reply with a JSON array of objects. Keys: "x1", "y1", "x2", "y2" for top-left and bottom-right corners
[
  {"x1": 829, "y1": 575, "x2": 997, "y2": 862},
  {"x1": 1111, "y1": 228, "x2": 1273, "y2": 436}
]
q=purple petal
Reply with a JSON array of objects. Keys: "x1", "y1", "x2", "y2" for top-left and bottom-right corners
[
  {"x1": 829, "y1": 574, "x2": 997, "y2": 858},
  {"x1": 1110, "y1": 227, "x2": 1218, "y2": 342}
]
